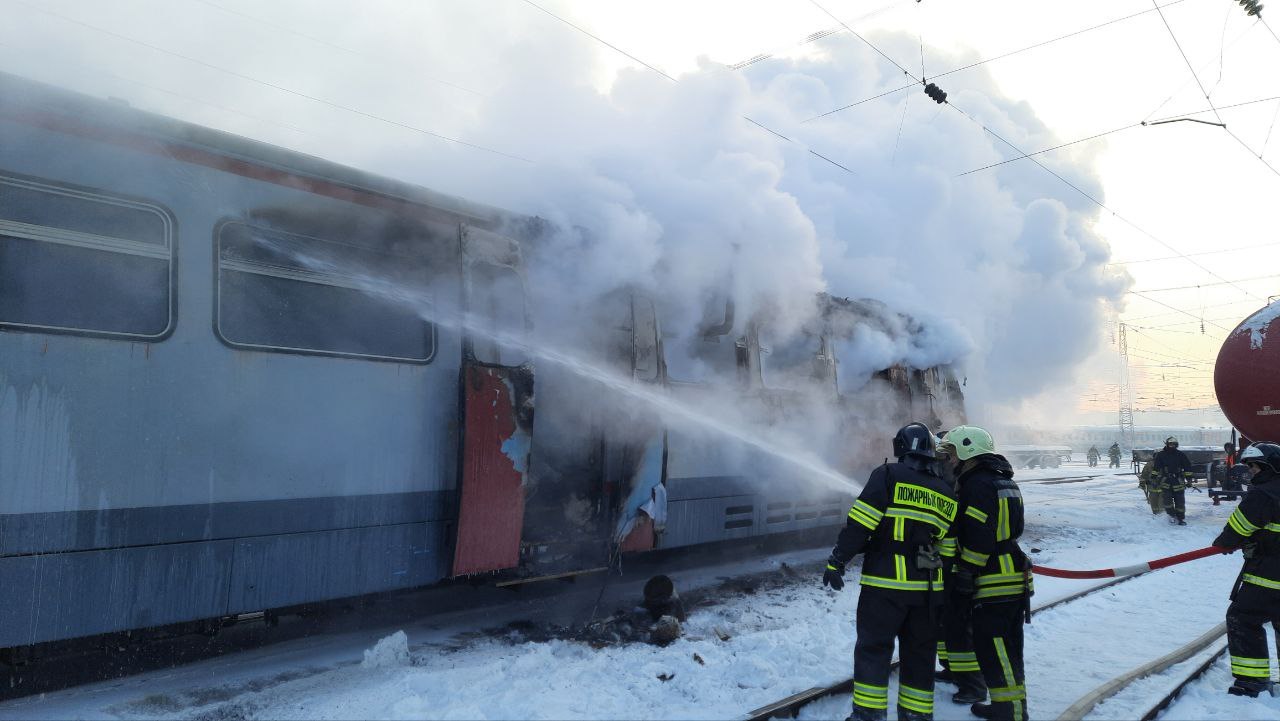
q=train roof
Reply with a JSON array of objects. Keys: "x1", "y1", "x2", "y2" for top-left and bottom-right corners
[{"x1": 0, "y1": 71, "x2": 515, "y2": 231}]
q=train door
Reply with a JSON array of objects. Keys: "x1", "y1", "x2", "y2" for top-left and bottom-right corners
[
  {"x1": 612, "y1": 295, "x2": 667, "y2": 552},
  {"x1": 451, "y1": 224, "x2": 534, "y2": 576}
]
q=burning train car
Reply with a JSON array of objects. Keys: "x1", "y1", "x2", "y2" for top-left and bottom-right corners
[{"x1": 0, "y1": 72, "x2": 963, "y2": 652}]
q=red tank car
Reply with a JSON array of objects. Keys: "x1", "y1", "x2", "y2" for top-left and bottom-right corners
[{"x1": 1215, "y1": 302, "x2": 1280, "y2": 442}]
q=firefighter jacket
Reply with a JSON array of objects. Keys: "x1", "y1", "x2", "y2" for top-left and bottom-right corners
[
  {"x1": 1213, "y1": 468, "x2": 1280, "y2": 592},
  {"x1": 831, "y1": 462, "x2": 958, "y2": 595},
  {"x1": 955, "y1": 454, "x2": 1032, "y2": 602},
  {"x1": 1139, "y1": 460, "x2": 1157, "y2": 489},
  {"x1": 1153, "y1": 447, "x2": 1194, "y2": 487}
]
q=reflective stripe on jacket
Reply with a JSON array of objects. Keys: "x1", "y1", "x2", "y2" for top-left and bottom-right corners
[{"x1": 832, "y1": 462, "x2": 958, "y2": 593}]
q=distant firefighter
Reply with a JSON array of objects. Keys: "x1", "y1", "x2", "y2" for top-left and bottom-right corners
[
  {"x1": 1154, "y1": 437, "x2": 1193, "y2": 525},
  {"x1": 1086, "y1": 446, "x2": 1100, "y2": 467},
  {"x1": 1107, "y1": 443, "x2": 1122, "y2": 469}
]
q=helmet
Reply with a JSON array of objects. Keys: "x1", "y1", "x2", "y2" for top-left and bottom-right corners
[
  {"x1": 1165, "y1": 437, "x2": 1178, "y2": 447},
  {"x1": 893, "y1": 422, "x2": 937, "y2": 460},
  {"x1": 941, "y1": 425, "x2": 996, "y2": 462},
  {"x1": 1239, "y1": 442, "x2": 1280, "y2": 473}
]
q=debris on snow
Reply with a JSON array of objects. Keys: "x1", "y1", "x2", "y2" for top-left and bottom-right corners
[
  {"x1": 360, "y1": 631, "x2": 410, "y2": 669},
  {"x1": 649, "y1": 615, "x2": 682, "y2": 646}
]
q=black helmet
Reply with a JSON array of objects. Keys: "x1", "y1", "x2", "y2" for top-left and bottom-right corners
[
  {"x1": 893, "y1": 422, "x2": 937, "y2": 460},
  {"x1": 1239, "y1": 442, "x2": 1280, "y2": 473}
]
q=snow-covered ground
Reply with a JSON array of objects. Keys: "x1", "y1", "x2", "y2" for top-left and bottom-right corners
[{"x1": 4, "y1": 464, "x2": 1278, "y2": 720}]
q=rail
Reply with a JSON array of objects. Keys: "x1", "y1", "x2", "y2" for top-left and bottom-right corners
[
  {"x1": 744, "y1": 546, "x2": 1228, "y2": 720},
  {"x1": 1055, "y1": 623, "x2": 1227, "y2": 720},
  {"x1": 743, "y1": 574, "x2": 1144, "y2": 721}
]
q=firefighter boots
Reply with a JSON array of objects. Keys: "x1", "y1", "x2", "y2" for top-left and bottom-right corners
[
  {"x1": 951, "y1": 673, "x2": 987, "y2": 705},
  {"x1": 1227, "y1": 678, "x2": 1272, "y2": 697}
]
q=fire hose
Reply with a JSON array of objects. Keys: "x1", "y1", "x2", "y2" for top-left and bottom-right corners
[{"x1": 1031, "y1": 545, "x2": 1230, "y2": 579}]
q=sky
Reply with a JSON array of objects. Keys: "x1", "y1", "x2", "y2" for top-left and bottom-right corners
[{"x1": 3, "y1": 0, "x2": 1278, "y2": 431}]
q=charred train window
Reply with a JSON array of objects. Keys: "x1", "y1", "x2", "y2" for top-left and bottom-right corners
[
  {"x1": 467, "y1": 262, "x2": 527, "y2": 366},
  {"x1": 0, "y1": 175, "x2": 174, "y2": 338},
  {"x1": 216, "y1": 221, "x2": 433, "y2": 362}
]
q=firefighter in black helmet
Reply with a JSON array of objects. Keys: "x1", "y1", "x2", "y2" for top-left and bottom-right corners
[
  {"x1": 1154, "y1": 437, "x2": 1194, "y2": 525},
  {"x1": 1213, "y1": 442, "x2": 1280, "y2": 698},
  {"x1": 823, "y1": 422, "x2": 958, "y2": 721}
]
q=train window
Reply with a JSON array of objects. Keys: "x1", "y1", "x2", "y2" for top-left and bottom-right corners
[
  {"x1": 633, "y1": 297, "x2": 659, "y2": 381},
  {"x1": 216, "y1": 222, "x2": 433, "y2": 362},
  {"x1": 760, "y1": 328, "x2": 824, "y2": 389},
  {"x1": 467, "y1": 263, "x2": 528, "y2": 366},
  {"x1": 0, "y1": 175, "x2": 174, "y2": 338}
]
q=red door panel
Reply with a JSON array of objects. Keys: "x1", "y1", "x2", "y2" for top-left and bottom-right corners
[{"x1": 452, "y1": 365, "x2": 527, "y2": 575}]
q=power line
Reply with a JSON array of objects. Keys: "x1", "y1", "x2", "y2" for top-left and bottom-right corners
[
  {"x1": 12, "y1": 0, "x2": 532, "y2": 163},
  {"x1": 1131, "y1": 272, "x2": 1280, "y2": 293},
  {"x1": 943, "y1": 100, "x2": 1264, "y2": 302},
  {"x1": 1122, "y1": 297, "x2": 1261, "y2": 322},
  {"x1": 187, "y1": 0, "x2": 484, "y2": 97},
  {"x1": 807, "y1": 0, "x2": 919, "y2": 82},
  {"x1": 1109, "y1": 238, "x2": 1280, "y2": 265},
  {"x1": 803, "y1": 1, "x2": 1188, "y2": 124},
  {"x1": 722, "y1": 0, "x2": 902, "y2": 71},
  {"x1": 1127, "y1": 290, "x2": 1234, "y2": 330},
  {"x1": 955, "y1": 122, "x2": 1142, "y2": 177},
  {"x1": 520, "y1": 0, "x2": 676, "y2": 81},
  {"x1": 956, "y1": 94, "x2": 1280, "y2": 178},
  {"x1": 518, "y1": 0, "x2": 858, "y2": 175},
  {"x1": 1151, "y1": 0, "x2": 1224, "y2": 124}
]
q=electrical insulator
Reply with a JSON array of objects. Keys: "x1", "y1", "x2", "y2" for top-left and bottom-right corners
[
  {"x1": 1238, "y1": 0, "x2": 1264, "y2": 17},
  {"x1": 923, "y1": 82, "x2": 947, "y2": 104}
]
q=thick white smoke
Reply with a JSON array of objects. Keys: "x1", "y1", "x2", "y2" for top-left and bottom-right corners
[{"x1": 3, "y1": 1, "x2": 1131, "y2": 422}]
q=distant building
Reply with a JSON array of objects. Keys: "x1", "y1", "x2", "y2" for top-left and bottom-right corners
[{"x1": 993, "y1": 425, "x2": 1232, "y2": 455}]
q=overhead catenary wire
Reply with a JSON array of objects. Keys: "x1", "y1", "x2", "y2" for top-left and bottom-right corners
[
  {"x1": 518, "y1": 0, "x2": 858, "y2": 175},
  {"x1": 188, "y1": 0, "x2": 484, "y2": 97},
  {"x1": 1109, "y1": 237, "x2": 1280, "y2": 265},
  {"x1": 1131, "y1": 272, "x2": 1280, "y2": 293},
  {"x1": 804, "y1": 1, "x2": 1189, "y2": 124},
  {"x1": 1151, "y1": 0, "x2": 1224, "y2": 125},
  {"x1": 943, "y1": 100, "x2": 1265, "y2": 303},
  {"x1": 791, "y1": 0, "x2": 1270, "y2": 309},
  {"x1": 957, "y1": 94, "x2": 1280, "y2": 179},
  {"x1": 10, "y1": 0, "x2": 532, "y2": 163}
]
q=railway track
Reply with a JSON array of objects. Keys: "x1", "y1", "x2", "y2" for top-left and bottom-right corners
[
  {"x1": 1056, "y1": 622, "x2": 1228, "y2": 721},
  {"x1": 743, "y1": 571, "x2": 1151, "y2": 721}
]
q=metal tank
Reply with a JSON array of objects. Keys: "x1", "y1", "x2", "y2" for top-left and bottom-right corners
[{"x1": 1214, "y1": 302, "x2": 1280, "y2": 442}]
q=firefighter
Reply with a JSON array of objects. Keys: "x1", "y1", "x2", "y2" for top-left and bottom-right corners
[
  {"x1": 939, "y1": 426, "x2": 1031, "y2": 721},
  {"x1": 1086, "y1": 446, "x2": 1100, "y2": 467},
  {"x1": 822, "y1": 422, "x2": 958, "y2": 721},
  {"x1": 934, "y1": 438, "x2": 988, "y2": 706},
  {"x1": 1138, "y1": 459, "x2": 1163, "y2": 514},
  {"x1": 1154, "y1": 437, "x2": 1193, "y2": 525},
  {"x1": 1107, "y1": 442, "x2": 1121, "y2": 468},
  {"x1": 1212, "y1": 442, "x2": 1280, "y2": 698}
]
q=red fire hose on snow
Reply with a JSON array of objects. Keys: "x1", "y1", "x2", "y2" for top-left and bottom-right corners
[{"x1": 1031, "y1": 545, "x2": 1231, "y2": 579}]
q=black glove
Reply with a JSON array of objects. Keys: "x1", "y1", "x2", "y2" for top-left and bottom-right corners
[
  {"x1": 952, "y1": 566, "x2": 976, "y2": 597},
  {"x1": 822, "y1": 558, "x2": 846, "y2": 591}
]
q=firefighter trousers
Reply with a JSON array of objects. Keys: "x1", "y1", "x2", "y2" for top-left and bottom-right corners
[
  {"x1": 1226, "y1": 582, "x2": 1280, "y2": 682},
  {"x1": 940, "y1": 591, "x2": 986, "y2": 692},
  {"x1": 853, "y1": 588, "x2": 940, "y2": 718},
  {"x1": 1162, "y1": 485, "x2": 1185, "y2": 521},
  {"x1": 1145, "y1": 486, "x2": 1163, "y2": 514},
  {"x1": 972, "y1": 598, "x2": 1027, "y2": 721}
]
